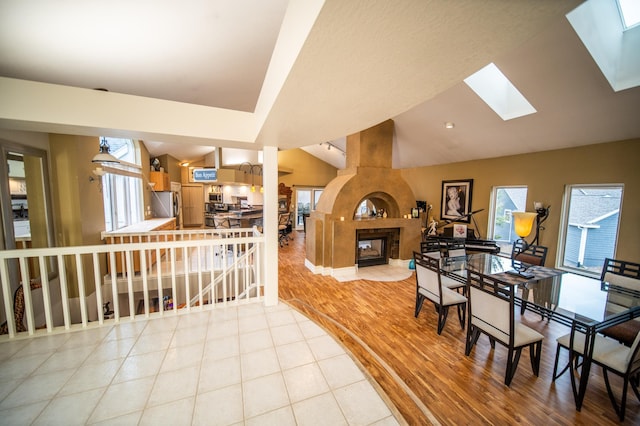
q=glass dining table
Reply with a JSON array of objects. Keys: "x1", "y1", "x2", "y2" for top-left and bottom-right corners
[{"x1": 438, "y1": 253, "x2": 640, "y2": 411}]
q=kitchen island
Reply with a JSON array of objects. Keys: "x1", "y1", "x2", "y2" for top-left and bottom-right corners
[{"x1": 205, "y1": 208, "x2": 263, "y2": 229}]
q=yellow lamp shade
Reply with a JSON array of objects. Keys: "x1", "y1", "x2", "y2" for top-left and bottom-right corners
[{"x1": 512, "y1": 212, "x2": 537, "y2": 238}]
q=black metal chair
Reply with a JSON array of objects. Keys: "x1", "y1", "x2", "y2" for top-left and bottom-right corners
[
  {"x1": 511, "y1": 241, "x2": 547, "y2": 268},
  {"x1": 599, "y1": 258, "x2": 640, "y2": 347},
  {"x1": 420, "y1": 240, "x2": 442, "y2": 258},
  {"x1": 413, "y1": 252, "x2": 467, "y2": 335},
  {"x1": 511, "y1": 241, "x2": 548, "y2": 316},
  {"x1": 553, "y1": 330, "x2": 640, "y2": 421},
  {"x1": 465, "y1": 270, "x2": 544, "y2": 386},
  {"x1": 444, "y1": 239, "x2": 466, "y2": 258}
]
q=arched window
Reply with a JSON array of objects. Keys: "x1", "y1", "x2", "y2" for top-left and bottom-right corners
[{"x1": 100, "y1": 137, "x2": 143, "y2": 231}]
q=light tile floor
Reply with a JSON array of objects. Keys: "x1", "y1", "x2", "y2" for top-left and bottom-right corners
[
  {"x1": 334, "y1": 264, "x2": 413, "y2": 283},
  {"x1": 0, "y1": 303, "x2": 400, "y2": 425}
]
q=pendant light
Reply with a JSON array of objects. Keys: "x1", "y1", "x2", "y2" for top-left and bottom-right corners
[{"x1": 92, "y1": 137, "x2": 120, "y2": 164}]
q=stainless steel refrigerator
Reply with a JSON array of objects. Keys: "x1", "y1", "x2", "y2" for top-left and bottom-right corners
[{"x1": 151, "y1": 188, "x2": 182, "y2": 228}]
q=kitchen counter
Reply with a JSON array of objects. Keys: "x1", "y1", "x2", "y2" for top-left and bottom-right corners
[
  {"x1": 206, "y1": 211, "x2": 263, "y2": 228},
  {"x1": 102, "y1": 217, "x2": 176, "y2": 236}
]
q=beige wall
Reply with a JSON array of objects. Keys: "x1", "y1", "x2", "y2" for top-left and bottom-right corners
[
  {"x1": 278, "y1": 148, "x2": 338, "y2": 188},
  {"x1": 401, "y1": 138, "x2": 640, "y2": 267}
]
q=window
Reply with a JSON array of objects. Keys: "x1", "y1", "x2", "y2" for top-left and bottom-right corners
[
  {"x1": 100, "y1": 138, "x2": 143, "y2": 232},
  {"x1": 558, "y1": 184, "x2": 623, "y2": 277},
  {"x1": 488, "y1": 186, "x2": 528, "y2": 254},
  {"x1": 295, "y1": 188, "x2": 323, "y2": 230}
]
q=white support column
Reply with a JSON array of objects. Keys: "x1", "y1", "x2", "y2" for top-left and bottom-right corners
[{"x1": 263, "y1": 146, "x2": 279, "y2": 306}]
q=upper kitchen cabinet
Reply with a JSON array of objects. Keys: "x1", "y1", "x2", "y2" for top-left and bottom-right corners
[{"x1": 150, "y1": 171, "x2": 170, "y2": 191}]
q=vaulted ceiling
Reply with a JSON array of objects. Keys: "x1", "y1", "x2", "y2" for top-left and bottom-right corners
[{"x1": 1, "y1": 1, "x2": 639, "y2": 170}]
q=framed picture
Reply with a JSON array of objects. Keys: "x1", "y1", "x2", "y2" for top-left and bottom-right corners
[
  {"x1": 411, "y1": 207, "x2": 420, "y2": 218},
  {"x1": 452, "y1": 224, "x2": 467, "y2": 238},
  {"x1": 441, "y1": 179, "x2": 473, "y2": 223}
]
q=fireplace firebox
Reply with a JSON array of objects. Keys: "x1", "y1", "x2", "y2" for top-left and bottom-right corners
[{"x1": 356, "y1": 228, "x2": 399, "y2": 267}]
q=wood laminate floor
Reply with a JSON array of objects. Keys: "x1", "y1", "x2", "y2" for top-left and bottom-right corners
[{"x1": 278, "y1": 231, "x2": 640, "y2": 425}]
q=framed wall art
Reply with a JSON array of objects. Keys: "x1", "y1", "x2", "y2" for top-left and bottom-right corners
[{"x1": 441, "y1": 179, "x2": 473, "y2": 223}]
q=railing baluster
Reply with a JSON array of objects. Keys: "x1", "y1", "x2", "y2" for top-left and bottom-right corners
[
  {"x1": 183, "y1": 246, "x2": 190, "y2": 312},
  {"x1": 156, "y1": 246, "x2": 163, "y2": 315},
  {"x1": 197, "y1": 246, "x2": 203, "y2": 308},
  {"x1": 140, "y1": 248, "x2": 149, "y2": 318},
  {"x1": 39, "y1": 255, "x2": 53, "y2": 332},
  {"x1": 170, "y1": 247, "x2": 177, "y2": 313},
  {"x1": 125, "y1": 250, "x2": 135, "y2": 319},
  {"x1": 108, "y1": 251, "x2": 119, "y2": 322},
  {"x1": 75, "y1": 253, "x2": 88, "y2": 327},
  {"x1": 92, "y1": 252, "x2": 104, "y2": 325},
  {"x1": 57, "y1": 254, "x2": 71, "y2": 329}
]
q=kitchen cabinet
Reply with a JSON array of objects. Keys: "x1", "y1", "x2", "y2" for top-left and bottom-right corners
[
  {"x1": 149, "y1": 171, "x2": 170, "y2": 191},
  {"x1": 182, "y1": 184, "x2": 204, "y2": 227}
]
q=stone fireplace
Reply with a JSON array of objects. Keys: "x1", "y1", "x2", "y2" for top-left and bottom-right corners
[{"x1": 305, "y1": 120, "x2": 421, "y2": 277}]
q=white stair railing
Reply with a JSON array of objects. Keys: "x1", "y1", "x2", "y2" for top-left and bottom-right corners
[{"x1": 0, "y1": 227, "x2": 264, "y2": 339}]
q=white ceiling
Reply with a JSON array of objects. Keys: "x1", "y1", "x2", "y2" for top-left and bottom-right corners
[{"x1": 1, "y1": 0, "x2": 639, "y2": 170}]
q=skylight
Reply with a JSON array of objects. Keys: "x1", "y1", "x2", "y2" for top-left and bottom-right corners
[
  {"x1": 463, "y1": 63, "x2": 536, "y2": 121},
  {"x1": 568, "y1": 0, "x2": 640, "y2": 92},
  {"x1": 618, "y1": 0, "x2": 640, "y2": 29}
]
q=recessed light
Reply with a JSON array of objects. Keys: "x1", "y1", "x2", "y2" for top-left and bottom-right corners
[{"x1": 444, "y1": 122, "x2": 455, "y2": 129}]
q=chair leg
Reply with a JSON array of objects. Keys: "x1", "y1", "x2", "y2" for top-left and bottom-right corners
[
  {"x1": 529, "y1": 341, "x2": 541, "y2": 377},
  {"x1": 414, "y1": 294, "x2": 425, "y2": 318},
  {"x1": 437, "y1": 306, "x2": 450, "y2": 335},
  {"x1": 505, "y1": 347, "x2": 524, "y2": 386},
  {"x1": 465, "y1": 326, "x2": 480, "y2": 356},
  {"x1": 457, "y1": 303, "x2": 466, "y2": 330},
  {"x1": 552, "y1": 343, "x2": 565, "y2": 381},
  {"x1": 488, "y1": 336, "x2": 496, "y2": 349},
  {"x1": 631, "y1": 373, "x2": 640, "y2": 402},
  {"x1": 603, "y1": 369, "x2": 629, "y2": 422}
]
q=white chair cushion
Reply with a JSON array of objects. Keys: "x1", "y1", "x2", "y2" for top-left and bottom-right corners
[
  {"x1": 557, "y1": 331, "x2": 628, "y2": 372},
  {"x1": 593, "y1": 344, "x2": 631, "y2": 373},
  {"x1": 441, "y1": 275, "x2": 464, "y2": 289},
  {"x1": 513, "y1": 323, "x2": 544, "y2": 347},
  {"x1": 418, "y1": 287, "x2": 439, "y2": 304},
  {"x1": 441, "y1": 287, "x2": 467, "y2": 306}
]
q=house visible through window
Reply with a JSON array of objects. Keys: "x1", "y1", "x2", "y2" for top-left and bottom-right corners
[
  {"x1": 100, "y1": 138, "x2": 143, "y2": 232},
  {"x1": 489, "y1": 186, "x2": 528, "y2": 254},
  {"x1": 558, "y1": 185, "x2": 623, "y2": 277}
]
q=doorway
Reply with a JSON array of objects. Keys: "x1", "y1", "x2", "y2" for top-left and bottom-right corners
[
  {"x1": 294, "y1": 188, "x2": 323, "y2": 231},
  {"x1": 0, "y1": 140, "x2": 56, "y2": 296}
]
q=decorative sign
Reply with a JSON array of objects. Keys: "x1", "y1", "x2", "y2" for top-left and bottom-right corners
[{"x1": 192, "y1": 168, "x2": 217, "y2": 182}]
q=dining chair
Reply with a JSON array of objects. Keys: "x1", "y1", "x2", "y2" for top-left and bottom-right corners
[
  {"x1": 420, "y1": 240, "x2": 442, "y2": 258},
  {"x1": 601, "y1": 258, "x2": 640, "y2": 290},
  {"x1": 553, "y1": 329, "x2": 640, "y2": 421},
  {"x1": 599, "y1": 258, "x2": 640, "y2": 347},
  {"x1": 465, "y1": 270, "x2": 544, "y2": 386},
  {"x1": 413, "y1": 252, "x2": 467, "y2": 335},
  {"x1": 278, "y1": 213, "x2": 292, "y2": 247},
  {"x1": 512, "y1": 242, "x2": 548, "y2": 316},
  {"x1": 444, "y1": 239, "x2": 466, "y2": 258}
]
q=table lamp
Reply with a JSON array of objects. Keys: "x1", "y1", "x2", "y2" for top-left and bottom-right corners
[{"x1": 510, "y1": 211, "x2": 538, "y2": 278}]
